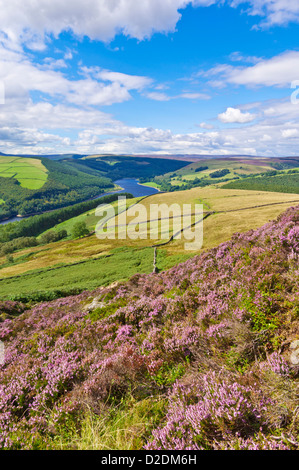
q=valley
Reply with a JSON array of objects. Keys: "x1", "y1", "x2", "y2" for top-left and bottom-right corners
[{"x1": 1, "y1": 160, "x2": 299, "y2": 301}]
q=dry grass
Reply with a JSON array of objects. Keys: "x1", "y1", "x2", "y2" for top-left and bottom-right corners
[
  {"x1": 1, "y1": 187, "x2": 299, "y2": 277},
  {"x1": 131, "y1": 187, "x2": 299, "y2": 254}
]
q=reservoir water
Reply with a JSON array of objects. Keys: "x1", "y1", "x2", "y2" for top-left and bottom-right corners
[
  {"x1": 114, "y1": 178, "x2": 159, "y2": 198},
  {"x1": 0, "y1": 178, "x2": 159, "y2": 226}
]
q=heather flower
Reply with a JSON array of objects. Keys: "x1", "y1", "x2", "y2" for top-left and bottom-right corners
[
  {"x1": 264, "y1": 352, "x2": 290, "y2": 377},
  {"x1": 0, "y1": 205, "x2": 298, "y2": 449},
  {"x1": 145, "y1": 371, "x2": 271, "y2": 450}
]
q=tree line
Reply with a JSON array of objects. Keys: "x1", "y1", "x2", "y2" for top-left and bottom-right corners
[
  {"x1": 224, "y1": 173, "x2": 299, "y2": 194},
  {"x1": 0, "y1": 158, "x2": 114, "y2": 221},
  {"x1": 0, "y1": 193, "x2": 133, "y2": 245}
]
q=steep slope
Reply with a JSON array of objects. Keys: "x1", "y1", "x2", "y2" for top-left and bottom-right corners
[
  {"x1": 0, "y1": 158, "x2": 113, "y2": 221},
  {"x1": 0, "y1": 205, "x2": 298, "y2": 450}
]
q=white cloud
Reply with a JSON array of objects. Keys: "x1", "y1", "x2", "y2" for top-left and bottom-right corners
[
  {"x1": 228, "y1": 51, "x2": 299, "y2": 88},
  {"x1": 178, "y1": 92, "x2": 211, "y2": 100},
  {"x1": 0, "y1": 1, "x2": 297, "y2": 53},
  {"x1": 260, "y1": 134, "x2": 272, "y2": 141},
  {"x1": 228, "y1": 51, "x2": 260, "y2": 64},
  {"x1": 281, "y1": 128, "x2": 299, "y2": 139},
  {"x1": 0, "y1": 0, "x2": 218, "y2": 48},
  {"x1": 203, "y1": 51, "x2": 299, "y2": 89},
  {"x1": 145, "y1": 91, "x2": 211, "y2": 101},
  {"x1": 218, "y1": 107, "x2": 257, "y2": 123},
  {"x1": 199, "y1": 122, "x2": 214, "y2": 129},
  {"x1": 259, "y1": 97, "x2": 299, "y2": 127},
  {"x1": 0, "y1": 44, "x2": 154, "y2": 107},
  {"x1": 231, "y1": 1, "x2": 299, "y2": 28},
  {"x1": 82, "y1": 67, "x2": 153, "y2": 90},
  {"x1": 145, "y1": 91, "x2": 172, "y2": 101},
  {"x1": 2, "y1": 79, "x2": 299, "y2": 156},
  {"x1": 1, "y1": 1, "x2": 299, "y2": 156},
  {"x1": 2, "y1": 96, "x2": 299, "y2": 156}
]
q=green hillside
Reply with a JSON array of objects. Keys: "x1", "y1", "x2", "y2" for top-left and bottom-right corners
[
  {"x1": 74, "y1": 155, "x2": 191, "y2": 180},
  {"x1": 0, "y1": 156, "x2": 48, "y2": 189},
  {"x1": 0, "y1": 157, "x2": 114, "y2": 221},
  {"x1": 223, "y1": 172, "x2": 299, "y2": 194}
]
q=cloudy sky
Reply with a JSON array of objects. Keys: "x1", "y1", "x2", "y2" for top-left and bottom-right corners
[{"x1": 0, "y1": 0, "x2": 299, "y2": 156}]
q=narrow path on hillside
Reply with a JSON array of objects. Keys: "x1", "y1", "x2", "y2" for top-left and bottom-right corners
[
  {"x1": 215, "y1": 199, "x2": 299, "y2": 214},
  {"x1": 94, "y1": 195, "x2": 299, "y2": 252},
  {"x1": 151, "y1": 198, "x2": 299, "y2": 249}
]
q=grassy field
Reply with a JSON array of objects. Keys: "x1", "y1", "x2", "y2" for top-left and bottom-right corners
[
  {"x1": 37, "y1": 197, "x2": 144, "y2": 239},
  {"x1": 0, "y1": 247, "x2": 155, "y2": 301},
  {"x1": 140, "y1": 182, "x2": 161, "y2": 189},
  {"x1": 123, "y1": 186, "x2": 299, "y2": 251},
  {"x1": 0, "y1": 156, "x2": 48, "y2": 190},
  {"x1": 1, "y1": 186, "x2": 299, "y2": 300}
]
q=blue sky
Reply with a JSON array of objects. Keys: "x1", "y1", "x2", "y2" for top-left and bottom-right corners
[{"x1": 0, "y1": 0, "x2": 299, "y2": 156}]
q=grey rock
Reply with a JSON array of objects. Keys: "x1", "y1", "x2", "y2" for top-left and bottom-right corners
[
  {"x1": 83, "y1": 299, "x2": 105, "y2": 312},
  {"x1": 290, "y1": 340, "x2": 299, "y2": 350},
  {"x1": 290, "y1": 340, "x2": 299, "y2": 365}
]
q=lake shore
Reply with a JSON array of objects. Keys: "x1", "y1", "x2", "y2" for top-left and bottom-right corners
[{"x1": 0, "y1": 179, "x2": 159, "y2": 226}]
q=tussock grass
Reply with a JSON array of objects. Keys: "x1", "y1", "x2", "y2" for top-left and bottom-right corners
[{"x1": 53, "y1": 397, "x2": 166, "y2": 450}]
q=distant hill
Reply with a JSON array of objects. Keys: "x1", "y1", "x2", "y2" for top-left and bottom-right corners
[
  {"x1": 0, "y1": 152, "x2": 87, "y2": 160},
  {"x1": 73, "y1": 155, "x2": 192, "y2": 180},
  {"x1": 2, "y1": 152, "x2": 299, "y2": 221}
]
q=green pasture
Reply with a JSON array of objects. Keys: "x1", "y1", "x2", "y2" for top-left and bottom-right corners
[
  {"x1": 0, "y1": 156, "x2": 48, "y2": 190},
  {"x1": 37, "y1": 197, "x2": 143, "y2": 239},
  {"x1": 0, "y1": 247, "x2": 155, "y2": 301}
]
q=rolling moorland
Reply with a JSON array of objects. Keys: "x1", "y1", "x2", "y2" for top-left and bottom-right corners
[
  {"x1": 0, "y1": 204, "x2": 298, "y2": 449},
  {"x1": 0, "y1": 153, "x2": 299, "y2": 450}
]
